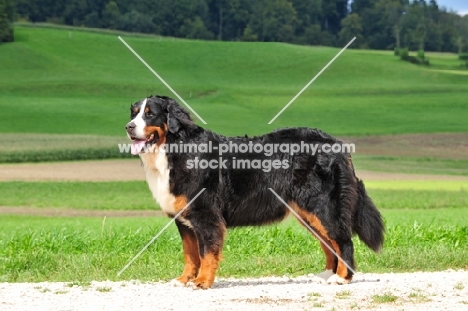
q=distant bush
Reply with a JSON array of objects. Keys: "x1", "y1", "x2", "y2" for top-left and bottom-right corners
[
  {"x1": 399, "y1": 48, "x2": 409, "y2": 58},
  {"x1": 399, "y1": 48, "x2": 429, "y2": 66},
  {"x1": 417, "y1": 49, "x2": 425, "y2": 60},
  {"x1": 460, "y1": 53, "x2": 468, "y2": 67},
  {"x1": 394, "y1": 47, "x2": 401, "y2": 56}
]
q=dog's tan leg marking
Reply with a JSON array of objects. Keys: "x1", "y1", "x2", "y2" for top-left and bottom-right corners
[
  {"x1": 175, "y1": 228, "x2": 200, "y2": 285},
  {"x1": 320, "y1": 240, "x2": 336, "y2": 271},
  {"x1": 289, "y1": 201, "x2": 352, "y2": 283},
  {"x1": 189, "y1": 252, "x2": 221, "y2": 290},
  {"x1": 327, "y1": 240, "x2": 351, "y2": 283}
]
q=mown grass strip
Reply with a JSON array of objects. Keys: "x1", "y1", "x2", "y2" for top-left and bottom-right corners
[
  {"x1": 1, "y1": 181, "x2": 467, "y2": 211},
  {"x1": 0, "y1": 182, "x2": 154, "y2": 210},
  {"x1": 0, "y1": 134, "x2": 131, "y2": 163},
  {"x1": 353, "y1": 155, "x2": 468, "y2": 176},
  {"x1": 0, "y1": 148, "x2": 131, "y2": 163},
  {"x1": 365, "y1": 180, "x2": 468, "y2": 191}
]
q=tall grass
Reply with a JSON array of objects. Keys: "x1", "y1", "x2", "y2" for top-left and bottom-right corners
[{"x1": 0, "y1": 214, "x2": 466, "y2": 282}]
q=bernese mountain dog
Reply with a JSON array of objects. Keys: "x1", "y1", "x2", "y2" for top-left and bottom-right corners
[{"x1": 125, "y1": 95, "x2": 384, "y2": 289}]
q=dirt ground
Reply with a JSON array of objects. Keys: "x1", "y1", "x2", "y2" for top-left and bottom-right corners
[
  {"x1": 342, "y1": 133, "x2": 468, "y2": 160},
  {"x1": 0, "y1": 158, "x2": 467, "y2": 182},
  {"x1": 2, "y1": 271, "x2": 468, "y2": 310},
  {"x1": 0, "y1": 159, "x2": 146, "y2": 182}
]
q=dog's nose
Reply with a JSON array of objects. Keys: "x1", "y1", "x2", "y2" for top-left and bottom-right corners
[{"x1": 126, "y1": 122, "x2": 136, "y2": 132}]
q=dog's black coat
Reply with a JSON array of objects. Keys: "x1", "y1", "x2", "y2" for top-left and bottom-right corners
[{"x1": 127, "y1": 95, "x2": 384, "y2": 286}]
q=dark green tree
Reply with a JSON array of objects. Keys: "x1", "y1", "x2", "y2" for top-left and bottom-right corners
[
  {"x1": 241, "y1": 24, "x2": 258, "y2": 41},
  {"x1": 206, "y1": 0, "x2": 251, "y2": 40},
  {"x1": 383, "y1": 0, "x2": 407, "y2": 49},
  {"x1": 0, "y1": 0, "x2": 14, "y2": 43},
  {"x1": 338, "y1": 13, "x2": 364, "y2": 47},
  {"x1": 63, "y1": 0, "x2": 88, "y2": 26},
  {"x1": 117, "y1": 10, "x2": 156, "y2": 33},
  {"x1": 179, "y1": 16, "x2": 214, "y2": 39},
  {"x1": 351, "y1": 0, "x2": 378, "y2": 15},
  {"x1": 248, "y1": 0, "x2": 297, "y2": 42},
  {"x1": 322, "y1": 0, "x2": 348, "y2": 35},
  {"x1": 290, "y1": 0, "x2": 321, "y2": 39},
  {"x1": 304, "y1": 24, "x2": 321, "y2": 45},
  {"x1": 102, "y1": 1, "x2": 121, "y2": 29}
]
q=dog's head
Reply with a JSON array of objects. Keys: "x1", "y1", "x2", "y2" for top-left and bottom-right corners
[{"x1": 125, "y1": 96, "x2": 193, "y2": 155}]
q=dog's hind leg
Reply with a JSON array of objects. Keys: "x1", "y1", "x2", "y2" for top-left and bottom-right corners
[
  {"x1": 312, "y1": 239, "x2": 337, "y2": 283},
  {"x1": 311, "y1": 234, "x2": 355, "y2": 284},
  {"x1": 290, "y1": 201, "x2": 355, "y2": 284},
  {"x1": 188, "y1": 218, "x2": 226, "y2": 290},
  {"x1": 171, "y1": 220, "x2": 201, "y2": 287},
  {"x1": 324, "y1": 238, "x2": 355, "y2": 284}
]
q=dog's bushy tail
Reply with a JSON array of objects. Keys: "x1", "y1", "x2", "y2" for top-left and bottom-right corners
[{"x1": 353, "y1": 180, "x2": 384, "y2": 252}]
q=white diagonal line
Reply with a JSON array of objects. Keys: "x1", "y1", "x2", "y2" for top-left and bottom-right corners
[
  {"x1": 268, "y1": 37, "x2": 356, "y2": 124},
  {"x1": 268, "y1": 188, "x2": 356, "y2": 275},
  {"x1": 118, "y1": 36, "x2": 207, "y2": 124},
  {"x1": 117, "y1": 188, "x2": 206, "y2": 276}
]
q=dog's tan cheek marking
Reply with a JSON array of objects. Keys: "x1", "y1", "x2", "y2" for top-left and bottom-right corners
[
  {"x1": 290, "y1": 201, "x2": 346, "y2": 276},
  {"x1": 144, "y1": 125, "x2": 167, "y2": 146}
]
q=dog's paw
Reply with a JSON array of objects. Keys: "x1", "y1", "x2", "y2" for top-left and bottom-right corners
[
  {"x1": 187, "y1": 277, "x2": 214, "y2": 290},
  {"x1": 312, "y1": 270, "x2": 334, "y2": 283},
  {"x1": 169, "y1": 278, "x2": 187, "y2": 287},
  {"x1": 326, "y1": 274, "x2": 350, "y2": 285}
]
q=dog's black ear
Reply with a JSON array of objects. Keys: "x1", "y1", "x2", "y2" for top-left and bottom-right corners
[
  {"x1": 167, "y1": 112, "x2": 181, "y2": 133},
  {"x1": 165, "y1": 99, "x2": 194, "y2": 134}
]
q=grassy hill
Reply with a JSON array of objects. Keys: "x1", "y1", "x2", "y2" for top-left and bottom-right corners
[
  {"x1": 1, "y1": 25, "x2": 468, "y2": 135},
  {"x1": 0, "y1": 25, "x2": 467, "y2": 166}
]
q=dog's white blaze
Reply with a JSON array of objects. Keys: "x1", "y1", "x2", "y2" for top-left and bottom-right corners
[
  {"x1": 132, "y1": 98, "x2": 147, "y2": 139},
  {"x1": 140, "y1": 145, "x2": 193, "y2": 228}
]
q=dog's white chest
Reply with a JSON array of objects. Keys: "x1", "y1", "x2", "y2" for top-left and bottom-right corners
[{"x1": 140, "y1": 149, "x2": 176, "y2": 215}]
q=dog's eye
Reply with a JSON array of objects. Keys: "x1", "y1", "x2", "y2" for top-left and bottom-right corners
[{"x1": 145, "y1": 112, "x2": 153, "y2": 117}]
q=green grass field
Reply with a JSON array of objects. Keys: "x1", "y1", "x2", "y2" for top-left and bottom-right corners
[
  {"x1": 0, "y1": 179, "x2": 467, "y2": 282},
  {"x1": 0, "y1": 208, "x2": 466, "y2": 282}
]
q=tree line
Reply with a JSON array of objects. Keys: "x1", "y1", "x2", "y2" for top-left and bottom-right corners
[
  {"x1": 0, "y1": 0, "x2": 14, "y2": 42},
  {"x1": 4, "y1": 0, "x2": 468, "y2": 53}
]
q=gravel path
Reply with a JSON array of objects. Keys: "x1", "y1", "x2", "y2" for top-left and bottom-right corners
[{"x1": 1, "y1": 270, "x2": 467, "y2": 310}]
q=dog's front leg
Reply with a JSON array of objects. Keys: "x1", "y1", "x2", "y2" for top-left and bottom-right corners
[
  {"x1": 172, "y1": 220, "x2": 201, "y2": 286},
  {"x1": 189, "y1": 218, "x2": 226, "y2": 290}
]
